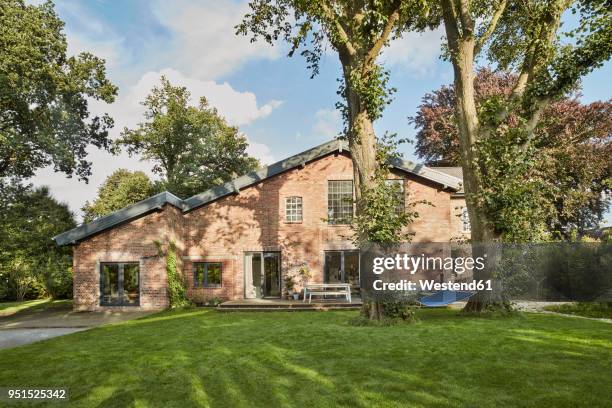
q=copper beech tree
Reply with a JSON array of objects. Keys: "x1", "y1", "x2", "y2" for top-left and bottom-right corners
[
  {"x1": 411, "y1": 69, "x2": 612, "y2": 239},
  {"x1": 438, "y1": 0, "x2": 611, "y2": 310},
  {"x1": 237, "y1": 0, "x2": 438, "y2": 320}
]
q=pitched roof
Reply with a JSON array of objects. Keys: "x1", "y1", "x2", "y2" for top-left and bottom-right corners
[
  {"x1": 53, "y1": 139, "x2": 463, "y2": 246},
  {"x1": 53, "y1": 191, "x2": 185, "y2": 246},
  {"x1": 428, "y1": 167, "x2": 464, "y2": 194}
]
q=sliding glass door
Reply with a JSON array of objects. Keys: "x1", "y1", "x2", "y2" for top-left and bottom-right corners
[
  {"x1": 244, "y1": 252, "x2": 281, "y2": 298},
  {"x1": 324, "y1": 251, "x2": 360, "y2": 287},
  {"x1": 100, "y1": 262, "x2": 140, "y2": 306}
]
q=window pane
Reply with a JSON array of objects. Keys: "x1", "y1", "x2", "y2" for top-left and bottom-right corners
[
  {"x1": 328, "y1": 180, "x2": 353, "y2": 224},
  {"x1": 344, "y1": 252, "x2": 360, "y2": 287},
  {"x1": 285, "y1": 196, "x2": 303, "y2": 222},
  {"x1": 461, "y1": 208, "x2": 471, "y2": 232},
  {"x1": 194, "y1": 264, "x2": 205, "y2": 287},
  {"x1": 324, "y1": 252, "x2": 342, "y2": 283},
  {"x1": 206, "y1": 263, "x2": 222, "y2": 287},
  {"x1": 123, "y1": 264, "x2": 140, "y2": 305},
  {"x1": 101, "y1": 264, "x2": 119, "y2": 305}
]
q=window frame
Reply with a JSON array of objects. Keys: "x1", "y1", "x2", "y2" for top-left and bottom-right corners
[
  {"x1": 327, "y1": 180, "x2": 354, "y2": 225},
  {"x1": 461, "y1": 207, "x2": 471, "y2": 232},
  {"x1": 284, "y1": 196, "x2": 303, "y2": 223},
  {"x1": 194, "y1": 262, "x2": 223, "y2": 288},
  {"x1": 99, "y1": 262, "x2": 140, "y2": 307}
]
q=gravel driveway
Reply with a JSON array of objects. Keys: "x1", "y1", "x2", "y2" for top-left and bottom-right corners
[{"x1": 0, "y1": 303, "x2": 156, "y2": 349}]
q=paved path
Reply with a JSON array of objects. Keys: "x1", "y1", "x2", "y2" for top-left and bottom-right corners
[{"x1": 0, "y1": 303, "x2": 156, "y2": 349}]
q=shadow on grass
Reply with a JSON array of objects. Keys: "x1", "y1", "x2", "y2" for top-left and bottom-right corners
[{"x1": 0, "y1": 308, "x2": 610, "y2": 407}]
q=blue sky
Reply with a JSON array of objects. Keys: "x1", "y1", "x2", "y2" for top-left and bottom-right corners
[{"x1": 31, "y1": 0, "x2": 611, "y2": 224}]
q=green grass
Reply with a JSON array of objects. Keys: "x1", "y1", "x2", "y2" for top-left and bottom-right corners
[
  {"x1": 0, "y1": 309, "x2": 610, "y2": 407},
  {"x1": 0, "y1": 299, "x2": 72, "y2": 317},
  {"x1": 544, "y1": 302, "x2": 612, "y2": 319}
]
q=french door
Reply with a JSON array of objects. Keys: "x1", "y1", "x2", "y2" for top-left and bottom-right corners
[
  {"x1": 100, "y1": 262, "x2": 140, "y2": 306},
  {"x1": 244, "y1": 252, "x2": 281, "y2": 298},
  {"x1": 324, "y1": 251, "x2": 360, "y2": 287}
]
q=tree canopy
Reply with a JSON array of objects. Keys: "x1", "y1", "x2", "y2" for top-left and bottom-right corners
[
  {"x1": 0, "y1": 185, "x2": 75, "y2": 300},
  {"x1": 410, "y1": 69, "x2": 611, "y2": 237},
  {"x1": 115, "y1": 77, "x2": 259, "y2": 198},
  {"x1": 437, "y1": 0, "x2": 611, "y2": 310},
  {"x1": 82, "y1": 169, "x2": 156, "y2": 222},
  {"x1": 0, "y1": 0, "x2": 117, "y2": 182}
]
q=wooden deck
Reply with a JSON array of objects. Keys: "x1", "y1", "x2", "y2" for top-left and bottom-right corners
[{"x1": 218, "y1": 297, "x2": 362, "y2": 312}]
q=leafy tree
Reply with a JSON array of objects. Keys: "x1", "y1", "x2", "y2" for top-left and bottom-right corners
[
  {"x1": 0, "y1": 0, "x2": 117, "y2": 182},
  {"x1": 0, "y1": 184, "x2": 76, "y2": 300},
  {"x1": 116, "y1": 77, "x2": 259, "y2": 198},
  {"x1": 238, "y1": 0, "x2": 437, "y2": 320},
  {"x1": 410, "y1": 69, "x2": 612, "y2": 238},
  {"x1": 82, "y1": 169, "x2": 156, "y2": 222},
  {"x1": 438, "y1": 0, "x2": 611, "y2": 310}
]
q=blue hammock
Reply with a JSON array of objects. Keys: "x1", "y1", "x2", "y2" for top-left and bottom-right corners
[{"x1": 419, "y1": 290, "x2": 475, "y2": 307}]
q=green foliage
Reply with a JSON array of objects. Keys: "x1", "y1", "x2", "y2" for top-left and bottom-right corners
[
  {"x1": 82, "y1": 169, "x2": 156, "y2": 222},
  {"x1": 0, "y1": 183, "x2": 76, "y2": 300},
  {"x1": 116, "y1": 76, "x2": 259, "y2": 198},
  {"x1": 352, "y1": 135, "x2": 423, "y2": 245},
  {"x1": 0, "y1": 0, "x2": 117, "y2": 181},
  {"x1": 544, "y1": 302, "x2": 612, "y2": 319},
  {"x1": 354, "y1": 298, "x2": 419, "y2": 326},
  {"x1": 283, "y1": 274, "x2": 295, "y2": 293},
  {"x1": 159, "y1": 241, "x2": 188, "y2": 308},
  {"x1": 473, "y1": 123, "x2": 554, "y2": 242}
]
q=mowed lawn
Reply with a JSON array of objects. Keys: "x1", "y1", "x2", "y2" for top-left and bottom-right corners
[{"x1": 0, "y1": 309, "x2": 610, "y2": 408}]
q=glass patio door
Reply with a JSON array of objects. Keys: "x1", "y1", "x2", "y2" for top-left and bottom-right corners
[
  {"x1": 244, "y1": 252, "x2": 280, "y2": 298},
  {"x1": 324, "y1": 251, "x2": 360, "y2": 287},
  {"x1": 100, "y1": 262, "x2": 140, "y2": 306}
]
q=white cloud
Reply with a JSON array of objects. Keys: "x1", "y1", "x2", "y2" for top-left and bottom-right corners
[
  {"x1": 152, "y1": 0, "x2": 281, "y2": 80},
  {"x1": 313, "y1": 108, "x2": 342, "y2": 140},
  {"x1": 380, "y1": 28, "x2": 444, "y2": 77}
]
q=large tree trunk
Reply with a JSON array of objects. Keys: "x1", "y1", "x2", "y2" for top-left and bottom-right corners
[
  {"x1": 444, "y1": 27, "x2": 505, "y2": 312},
  {"x1": 341, "y1": 55, "x2": 383, "y2": 320}
]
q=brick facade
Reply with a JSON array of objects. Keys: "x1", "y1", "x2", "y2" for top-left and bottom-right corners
[{"x1": 71, "y1": 152, "x2": 469, "y2": 310}]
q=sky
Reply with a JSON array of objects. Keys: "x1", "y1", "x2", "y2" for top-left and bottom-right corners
[{"x1": 30, "y1": 0, "x2": 611, "y2": 224}]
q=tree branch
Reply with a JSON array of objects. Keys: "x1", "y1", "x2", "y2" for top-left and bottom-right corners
[
  {"x1": 365, "y1": 0, "x2": 402, "y2": 65},
  {"x1": 475, "y1": 0, "x2": 507, "y2": 55},
  {"x1": 319, "y1": 0, "x2": 357, "y2": 57}
]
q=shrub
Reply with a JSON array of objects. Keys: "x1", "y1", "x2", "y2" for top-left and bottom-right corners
[{"x1": 160, "y1": 241, "x2": 188, "y2": 308}]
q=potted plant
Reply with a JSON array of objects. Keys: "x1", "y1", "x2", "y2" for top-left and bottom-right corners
[{"x1": 284, "y1": 275, "x2": 296, "y2": 300}]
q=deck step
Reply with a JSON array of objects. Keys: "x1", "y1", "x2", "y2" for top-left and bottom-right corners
[{"x1": 217, "y1": 305, "x2": 361, "y2": 312}]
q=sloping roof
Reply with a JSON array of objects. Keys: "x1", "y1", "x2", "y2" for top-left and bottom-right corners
[
  {"x1": 53, "y1": 139, "x2": 463, "y2": 246},
  {"x1": 429, "y1": 167, "x2": 464, "y2": 194},
  {"x1": 53, "y1": 192, "x2": 184, "y2": 246}
]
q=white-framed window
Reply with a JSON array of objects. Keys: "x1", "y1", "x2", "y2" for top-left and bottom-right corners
[
  {"x1": 385, "y1": 179, "x2": 405, "y2": 215},
  {"x1": 327, "y1": 180, "x2": 354, "y2": 224},
  {"x1": 461, "y1": 207, "x2": 471, "y2": 232},
  {"x1": 285, "y1": 196, "x2": 303, "y2": 223}
]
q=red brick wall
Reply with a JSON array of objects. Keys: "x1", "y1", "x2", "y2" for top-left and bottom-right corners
[
  {"x1": 72, "y1": 152, "x2": 461, "y2": 310},
  {"x1": 72, "y1": 206, "x2": 178, "y2": 311}
]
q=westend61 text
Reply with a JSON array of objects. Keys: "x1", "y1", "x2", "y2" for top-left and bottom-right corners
[{"x1": 372, "y1": 279, "x2": 493, "y2": 291}]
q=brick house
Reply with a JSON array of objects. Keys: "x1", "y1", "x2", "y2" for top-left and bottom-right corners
[{"x1": 53, "y1": 140, "x2": 469, "y2": 311}]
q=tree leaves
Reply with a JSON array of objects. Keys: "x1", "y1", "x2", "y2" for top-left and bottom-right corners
[{"x1": 0, "y1": 0, "x2": 117, "y2": 181}]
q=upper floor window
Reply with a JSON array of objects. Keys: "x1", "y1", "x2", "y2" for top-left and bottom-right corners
[
  {"x1": 194, "y1": 262, "x2": 222, "y2": 288},
  {"x1": 385, "y1": 179, "x2": 405, "y2": 215},
  {"x1": 461, "y1": 207, "x2": 471, "y2": 232},
  {"x1": 285, "y1": 196, "x2": 303, "y2": 223},
  {"x1": 328, "y1": 180, "x2": 353, "y2": 224}
]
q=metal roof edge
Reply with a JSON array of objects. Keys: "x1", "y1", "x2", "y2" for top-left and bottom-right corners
[{"x1": 52, "y1": 192, "x2": 184, "y2": 246}]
